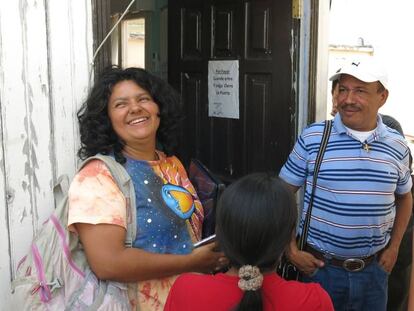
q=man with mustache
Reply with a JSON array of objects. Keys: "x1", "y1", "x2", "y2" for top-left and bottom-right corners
[{"x1": 279, "y1": 59, "x2": 413, "y2": 311}]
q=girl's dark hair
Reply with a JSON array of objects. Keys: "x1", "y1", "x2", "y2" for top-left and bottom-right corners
[
  {"x1": 216, "y1": 173, "x2": 297, "y2": 311},
  {"x1": 77, "y1": 66, "x2": 182, "y2": 163}
]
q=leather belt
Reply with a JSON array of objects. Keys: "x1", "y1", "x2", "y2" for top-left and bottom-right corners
[{"x1": 305, "y1": 244, "x2": 379, "y2": 272}]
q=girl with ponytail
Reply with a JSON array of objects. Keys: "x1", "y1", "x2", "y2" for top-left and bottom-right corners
[{"x1": 165, "y1": 173, "x2": 333, "y2": 311}]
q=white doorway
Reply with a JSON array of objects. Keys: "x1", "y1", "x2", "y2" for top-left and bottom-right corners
[
  {"x1": 111, "y1": 12, "x2": 152, "y2": 70},
  {"x1": 121, "y1": 17, "x2": 146, "y2": 68},
  {"x1": 327, "y1": 0, "x2": 414, "y2": 142}
]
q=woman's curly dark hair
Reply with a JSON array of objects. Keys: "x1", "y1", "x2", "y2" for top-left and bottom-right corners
[{"x1": 77, "y1": 66, "x2": 183, "y2": 163}]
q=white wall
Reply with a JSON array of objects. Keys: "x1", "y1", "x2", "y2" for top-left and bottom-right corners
[
  {"x1": 314, "y1": 0, "x2": 330, "y2": 122},
  {"x1": 329, "y1": 0, "x2": 414, "y2": 136},
  {"x1": 0, "y1": 1, "x2": 93, "y2": 308}
]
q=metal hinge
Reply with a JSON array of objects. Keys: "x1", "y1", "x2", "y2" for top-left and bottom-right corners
[{"x1": 292, "y1": 0, "x2": 303, "y2": 19}]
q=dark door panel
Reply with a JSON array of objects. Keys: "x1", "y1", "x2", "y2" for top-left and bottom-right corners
[
  {"x1": 169, "y1": 0, "x2": 295, "y2": 181},
  {"x1": 245, "y1": 1, "x2": 272, "y2": 60},
  {"x1": 211, "y1": 3, "x2": 241, "y2": 59},
  {"x1": 181, "y1": 8, "x2": 203, "y2": 60},
  {"x1": 244, "y1": 73, "x2": 272, "y2": 172},
  {"x1": 180, "y1": 72, "x2": 203, "y2": 159}
]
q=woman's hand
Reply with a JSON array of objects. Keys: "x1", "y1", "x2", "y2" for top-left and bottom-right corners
[
  {"x1": 187, "y1": 242, "x2": 228, "y2": 274},
  {"x1": 75, "y1": 223, "x2": 229, "y2": 282}
]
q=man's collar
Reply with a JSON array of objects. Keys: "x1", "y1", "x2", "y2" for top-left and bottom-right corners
[
  {"x1": 333, "y1": 113, "x2": 347, "y2": 134},
  {"x1": 333, "y1": 113, "x2": 387, "y2": 139}
]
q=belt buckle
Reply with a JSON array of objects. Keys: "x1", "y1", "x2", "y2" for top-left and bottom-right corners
[{"x1": 343, "y1": 258, "x2": 365, "y2": 272}]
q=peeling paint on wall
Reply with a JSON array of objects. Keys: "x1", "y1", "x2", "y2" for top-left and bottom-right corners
[{"x1": 0, "y1": 0, "x2": 93, "y2": 306}]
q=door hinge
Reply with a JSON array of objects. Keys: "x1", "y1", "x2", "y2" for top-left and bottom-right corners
[{"x1": 292, "y1": 0, "x2": 303, "y2": 19}]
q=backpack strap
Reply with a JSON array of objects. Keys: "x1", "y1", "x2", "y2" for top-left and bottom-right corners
[
  {"x1": 78, "y1": 155, "x2": 139, "y2": 309},
  {"x1": 79, "y1": 155, "x2": 137, "y2": 248},
  {"x1": 298, "y1": 120, "x2": 332, "y2": 251},
  {"x1": 53, "y1": 174, "x2": 70, "y2": 207}
]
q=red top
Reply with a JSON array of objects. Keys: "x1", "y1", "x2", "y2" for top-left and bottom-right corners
[{"x1": 165, "y1": 272, "x2": 334, "y2": 311}]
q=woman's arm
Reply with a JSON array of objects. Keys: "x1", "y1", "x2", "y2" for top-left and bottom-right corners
[{"x1": 75, "y1": 222, "x2": 225, "y2": 282}]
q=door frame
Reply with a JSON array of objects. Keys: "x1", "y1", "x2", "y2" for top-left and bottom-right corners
[
  {"x1": 297, "y1": 0, "x2": 330, "y2": 134},
  {"x1": 91, "y1": 0, "x2": 330, "y2": 140}
]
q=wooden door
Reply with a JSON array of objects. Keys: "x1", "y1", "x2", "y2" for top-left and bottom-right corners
[{"x1": 169, "y1": 0, "x2": 295, "y2": 182}]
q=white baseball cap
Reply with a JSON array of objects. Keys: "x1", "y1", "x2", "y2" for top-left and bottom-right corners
[{"x1": 329, "y1": 58, "x2": 389, "y2": 90}]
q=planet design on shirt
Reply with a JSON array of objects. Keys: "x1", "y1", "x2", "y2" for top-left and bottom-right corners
[{"x1": 161, "y1": 184, "x2": 195, "y2": 219}]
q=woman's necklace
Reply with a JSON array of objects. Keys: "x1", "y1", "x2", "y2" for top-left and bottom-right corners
[{"x1": 123, "y1": 146, "x2": 158, "y2": 162}]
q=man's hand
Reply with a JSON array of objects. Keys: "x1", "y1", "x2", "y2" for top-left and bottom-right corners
[
  {"x1": 286, "y1": 238, "x2": 324, "y2": 276},
  {"x1": 379, "y1": 190, "x2": 413, "y2": 273},
  {"x1": 377, "y1": 245, "x2": 398, "y2": 273},
  {"x1": 288, "y1": 249, "x2": 325, "y2": 276}
]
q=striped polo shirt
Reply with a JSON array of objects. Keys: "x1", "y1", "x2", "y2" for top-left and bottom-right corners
[{"x1": 279, "y1": 113, "x2": 412, "y2": 258}]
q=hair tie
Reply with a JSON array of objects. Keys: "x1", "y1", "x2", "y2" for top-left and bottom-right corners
[{"x1": 238, "y1": 265, "x2": 263, "y2": 291}]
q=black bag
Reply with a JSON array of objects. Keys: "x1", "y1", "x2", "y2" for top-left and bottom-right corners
[
  {"x1": 277, "y1": 120, "x2": 332, "y2": 281},
  {"x1": 278, "y1": 256, "x2": 300, "y2": 281},
  {"x1": 188, "y1": 159, "x2": 225, "y2": 238}
]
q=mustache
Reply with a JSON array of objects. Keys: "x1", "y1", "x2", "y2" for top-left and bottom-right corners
[{"x1": 340, "y1": 103, "x2": 360, "y2": 109}]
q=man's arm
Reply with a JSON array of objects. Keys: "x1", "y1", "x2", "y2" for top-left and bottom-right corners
[
  {"x1": 285, "y1": 183, "x2": 300, "y2": 194},
  {"x1": 283, "y1": 183, "x2": 325, "y2": 275},
  {"x1": 286, "y1": 233, "x2": 325, "y2": 275},
  {"x1": 378, "y1": 191, "x2": 413, "y2": 272}
]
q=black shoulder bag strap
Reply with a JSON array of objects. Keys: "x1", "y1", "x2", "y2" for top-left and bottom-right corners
[{"x1": 298, "y1": 120, "x2": 332, "y2": 251}]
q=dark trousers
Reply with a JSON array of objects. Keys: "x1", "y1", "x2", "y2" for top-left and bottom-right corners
[{"x1": 387, "y1": 217, "x2": 413, "y2": 311}]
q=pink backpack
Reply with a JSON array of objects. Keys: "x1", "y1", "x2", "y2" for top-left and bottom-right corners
[{"x1": 11, "y1": 155, "x2": 138, "y2": 310}]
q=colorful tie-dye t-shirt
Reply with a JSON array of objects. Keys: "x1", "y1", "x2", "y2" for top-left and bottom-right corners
[{"x1": 68, "y1": 152, "x2": 203, "y2": 311}]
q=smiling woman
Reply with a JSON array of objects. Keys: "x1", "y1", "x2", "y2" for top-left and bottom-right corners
[
  {"x1": 72, "y1": 67, "x2": 227, "y2": 310},
  {"x1": 107, "y1": 80, "x2": 161, "y2": 160},
  {"x1": 77, "y1": 67, "x2": 182, "y2": 163}
]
